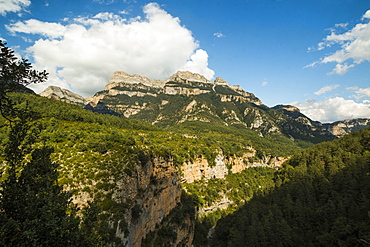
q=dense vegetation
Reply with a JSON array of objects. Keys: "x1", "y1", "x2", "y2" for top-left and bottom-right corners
[
  {"x1": 0, "y1": 40, "x2": 90, "y2": 246},
  {"x1": 212, "y1": 127, "x2": 370, "y2": 246},
  {"x1": 186, "y1": 167, "x2": 277, "y2": 246},
  {"x1": 0, "y1": 92, "x2": 292, "y2": 246}
]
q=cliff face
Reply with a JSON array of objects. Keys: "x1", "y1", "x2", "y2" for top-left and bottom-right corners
[
  {"x1": 114, "y1": 156, "x2": 184, "y2": 246},
  {"x1": 181, "y1": 152, "x2": 286, "y2": 183},
  {"x1": 69, "y1": 154, "x2": 192, "y2": 247}
]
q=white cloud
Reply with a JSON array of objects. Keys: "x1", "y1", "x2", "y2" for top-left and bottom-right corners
[
  {"x1": 307, "y1": 10, "x2": 370, "y2": 75},
  {"x1": 314, "y1": 84, "x2": 339, "y2": 95},
  {"x1": 355, "y1": 87, "x2": 370, "y2": 98},
  {"x1": 214, "y1": 32, "x2": 225, "y2": 38},
  {"x1": 262, "y1": 80, "x2": 268, "y2": 86},
  {"x1": 119, "y1": 10, "x2": 129, "y2": 15},
  {"x1": 328, "y1": 63, "x2": 354, "y2": 75},
  {"x1": 347, "y1": 86, "x2": 370, "y2": 100},
  {"x1": 0, "y1": 0, "x2": 30, "y2": 16},
  {"x1": 363, "y1": 10, "x2": 370, "y2": 19},
  {"x1": 6, "y1": 2, "x2": 214, "y2": 97},
  {"x1": 294, "y1": 97, "x2": 370, "y2": 123},
  {"x1": 334, "y1": 23, "x2": 348, "y2": 28},
  {"x1": 93, "y1": 0, "x2": 116, "y2": 4},
  {"x1": 7, "y1": 19, "x2": 66, "y2": 39},
  {"x1": 181, "y1": 49, "x2": 215, "y2": 80}
]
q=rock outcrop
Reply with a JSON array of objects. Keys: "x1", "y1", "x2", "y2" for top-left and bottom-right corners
[
  {"x1": 70, "y1": 154, "x2": 192, "y2": 247},
  {"x1": 115, "y1": 156, "x2": 184, "y2": 246},
  {"x1": 322, "y1": 118, "x2": 370, "y2": 137},
  {"x1": 181, "y1": 151, "x2": 286, "y2": 183},
  {"x1": 109, "y1": 71, "x2": 165, "y2": 88},
  {"x1": 40, "y1": 86, "x2": 87, "y2": 106}
]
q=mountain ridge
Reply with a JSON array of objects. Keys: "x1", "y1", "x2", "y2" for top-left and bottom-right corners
[{"x1": 40, "y1": 71, "x2": 370, "y2": 140}]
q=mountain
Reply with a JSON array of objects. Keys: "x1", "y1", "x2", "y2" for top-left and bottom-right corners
[
  {"x1": 41, "y1": 71, "x2": 369, "y2": 142},
  {"x1": 322, "y1": 118, "x2": 370, "y2": 137},
  {"x1": 82, "y1": 71, "x2": 332, "y2": 143},
  {"x1": 40, "y1": 85, "x2": 87, "y2": 107}
]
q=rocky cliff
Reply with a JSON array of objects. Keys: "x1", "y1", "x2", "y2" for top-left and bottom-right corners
[
  {"x1": 181, "y1": 151, "x2": 285, "y2": 183},
  {"x1": 68, "y1": 152, "x2": 193, "y2": 246},
  {"x1": 114, "y1": 156, "x2": 185, "y2": 246},
  {"x1": 85, "y1": 70, "x2": 262, "y2": 117}
]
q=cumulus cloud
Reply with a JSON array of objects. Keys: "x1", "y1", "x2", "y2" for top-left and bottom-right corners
[
  {"x1": 294, "y1": 97, "x2": 370, "y2": 123},
  {"x1": 6, "y1": 2, "x2": 214, "y2": 97},
  {"x1": 181, "y1": 49, "x2": 215, "y2": 79},
  {"x1": 0, "y1": 0, "x2": 30, "y2": 16},
  {"x1": 314, "y1": 84, "x2": 339, "y2": 95},
  {"x1": 307, "y1": 10, "x2": 370, "y2": 75}
]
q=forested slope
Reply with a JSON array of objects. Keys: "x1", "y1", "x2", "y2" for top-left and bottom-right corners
[
  {"x1": 0, "y1": 92, "x2": 299, "y2": 245},
  {"x1": 212, "y1": 127, "x2": 370, "y2": 246}
]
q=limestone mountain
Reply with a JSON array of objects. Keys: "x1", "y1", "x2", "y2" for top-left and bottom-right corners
[
  {"x1": 84, "y1": 71, "x2": 333, "y2": 143},
  {"x1": 40, "y1": 85, "x2": 87, "y2": 107},
  {"x1": 40, "y1": 71, "x2": 370, "y2": 142}
]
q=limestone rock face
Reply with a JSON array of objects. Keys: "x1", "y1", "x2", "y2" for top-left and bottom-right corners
[
  {"x1": 109, "y1": 71, "x2": 165, "y2": 88},
  {"x1": 167, "y1": 71, "x2": 210, "y2": 84},
  {"x1": 214, "y1": 77, "x2": 229, "y2": 86},
  {"x1": 181, "y1": 151, "x2": 286, "y2": 183},
  {"x1": 40, "y1": 86, "x2": 86, "y2": 106},
  {"x1": 80, "y1": 155, "x2": 194, "y2": 247},
  {"x1": 115, "y1": 156, "x2": 183, "y2": 246}
]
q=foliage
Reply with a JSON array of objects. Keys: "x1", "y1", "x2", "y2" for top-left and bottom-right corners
[
  {"x1": 212, "y1": 127, "x2": 370, "y2": 246},
  {"x1": 185, "y1": 167, "x2": 276, "y2": 246},
  {"x1": 7, "y1": 92, "x2": 158, "y2": 131},
  {"x1": 0, "y1": 41, "x2": 91, "y2": 246},
  {"x1": 0, "y1": 40, "x2": 47, "y2": 122},
  {"x1": 0, "y1": 118, "x2": 90, "y2": 246}
]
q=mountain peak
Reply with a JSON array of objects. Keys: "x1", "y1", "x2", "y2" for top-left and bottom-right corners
[
  {"x1": 214, "y1": 77, "x2": 230, "y2": 86},
  {"x1": 40, "y1": 86, "x2": 86, "y2": 106},
  {"x1": 273, "y1": 105, "x2": 300, "y2": 112},
  {"x1": 168, "y1": 71, "x2": 210, "y2": 84},
  {"x1": 108, "y1": 71, "x2": 164, "y2": 88}
]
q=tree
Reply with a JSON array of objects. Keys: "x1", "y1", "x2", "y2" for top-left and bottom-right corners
[
  {"x1": 0, "y1": 41, "x2": 89, "y2": 246},
  {"x1": 0, "y1": 40, "x2": 48, "y2": 121},
  {"x1": 0, "y1": 130, "x2": 86, "y2": 246}
]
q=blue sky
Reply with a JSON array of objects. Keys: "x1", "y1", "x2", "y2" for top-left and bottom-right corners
[{"x1": 1, "y1": 0, "x2": 370, "y2": 122}]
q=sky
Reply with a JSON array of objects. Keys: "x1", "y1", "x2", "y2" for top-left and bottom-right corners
[{"x1": 1, "y1": 0, "x2": 370, "y2": 123}]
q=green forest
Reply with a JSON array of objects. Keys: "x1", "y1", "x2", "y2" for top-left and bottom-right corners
[{"x1": 212, "y1": 127, "x2": 370, "y2": 246}]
